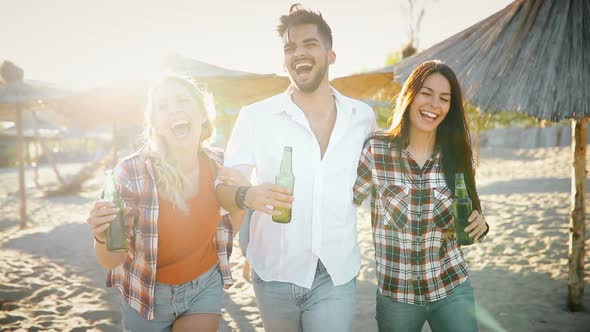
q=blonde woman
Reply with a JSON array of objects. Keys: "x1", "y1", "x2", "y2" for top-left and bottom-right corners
[{"x1": 86, "y1": 76, "x2": 247, "y2": 331}]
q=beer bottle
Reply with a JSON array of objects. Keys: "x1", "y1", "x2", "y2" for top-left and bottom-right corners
[
  {"x1": 103, "y1": 170, "x2": 128, "y2": 251},
  {"x1": 273, "y1": 146, "x2": 295, "y2": 223},
  {"x1": 453, "y1": 173, "x2": 474, "y2": 245}
]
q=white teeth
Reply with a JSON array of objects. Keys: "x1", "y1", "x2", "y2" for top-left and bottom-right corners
[
  {"x1": 172, "y1": 120, "x2": 189, "y2": 127},
  {"x1": 295, "y1": 62, "x2": 312, "y2": 70},
  {"x1": 420, "y1": 111, "x2": 438, "y2": 119}
]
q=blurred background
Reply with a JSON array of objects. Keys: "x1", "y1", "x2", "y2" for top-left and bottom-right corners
[{"x1": 1, "y1": 1, "x2": 589, "y2": 331}]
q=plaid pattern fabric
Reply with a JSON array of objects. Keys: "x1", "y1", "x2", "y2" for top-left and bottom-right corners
[
  {"x1": 106, "y1": 146, "x2": 234, "y2": 320},
  {"x1": 353, "y1": 137, "x2": 469, "y2": 305}
]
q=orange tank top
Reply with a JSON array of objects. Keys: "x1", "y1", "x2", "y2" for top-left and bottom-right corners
[{"x1": 156, "y1": 155, "x2": 220, "y2": 284}]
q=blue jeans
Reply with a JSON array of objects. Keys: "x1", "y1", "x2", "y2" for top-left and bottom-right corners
[
  {"x1": 238, "y1": 209, "x2": 253, "y2": 256},
  {"x1": 120, "y1": 265, "x2": 222, "y2": 332},
  {"x1": 376, "y1": 280, "x2": 477, "y2": 332},
  {"x1": 251, "y1": 261, "x2": 357, "y2": 332}
]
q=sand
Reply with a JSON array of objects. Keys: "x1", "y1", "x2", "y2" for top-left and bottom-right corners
[{"x1": 1, "y1": 146, "x2": 589, "y2": 331}]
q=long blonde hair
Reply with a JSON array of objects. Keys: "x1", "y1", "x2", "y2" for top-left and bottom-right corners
[{"x1": 144, "y1": 75, "x2": 216, "y2": 212}]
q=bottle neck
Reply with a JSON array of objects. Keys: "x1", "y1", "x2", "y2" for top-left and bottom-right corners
[
  {"x1": 103, "y1": 173, "x2": 120, "y2": 202},
  {"x1": 454, "y1": 173, "x2": 468, "y2": 198},
  {"x1": 280, "y1": 149, "x2": 292, "y2": 174},
  {"x1": 455, "y1": 187, "x2": 468, "y2": 198}
]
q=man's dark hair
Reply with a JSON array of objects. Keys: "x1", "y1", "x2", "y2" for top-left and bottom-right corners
[{"x1": 276, "y1": 4, "x2": 333, "y2": 50}]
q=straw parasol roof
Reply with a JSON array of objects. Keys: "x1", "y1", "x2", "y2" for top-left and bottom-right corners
[
  {"x1": 167, "y1": 55, "x2": 400, "y2": 105},
  {"x1": 332, "y1": 71, "x2": 400, "y2": 105},
  {"x1": 378, "y1": 0, "x2": 589, "y2": 121},
  {"x1": 61, "y1": 54, "x2": 403, "y2": 129},
  {"x1": 0, "y1": 80, "x2": 72, "y2": 121},
  {"x1": 164, "y1": 53, "x2": 262, "y2": 78},
  {"x1": 165, "y1": 54, "x2": 290, "y2": 108},
  {"x1": 58, "y1": 55, "x2": 291, "y2": 129}
]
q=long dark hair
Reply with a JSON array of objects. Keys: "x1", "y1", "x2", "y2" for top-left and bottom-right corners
[{"x1": 376, "y1": 60, "x2": 480, "y2": 211}]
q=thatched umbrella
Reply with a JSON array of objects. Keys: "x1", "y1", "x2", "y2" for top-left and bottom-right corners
[
  {"x1": 165, "y1": 54, "x2": 290, "y2": 109},
  {"x1": 0, "y1": 61, "x2": 71, "y2": 228},
  {"x1": 60, "y1": 55, "x2": 400, "y2": 136},
  {"x1": 384, "y1": 0, "x2": 589, "y2": 310},
  {"x1": 167, "y1": 55, "x2": 401, "y2": 106},
  {"x1": 58, "y1": 55, "x2": 290, "y2": 129},
  {"x1": 331, "y1": 71, "x2": 400, "y2": 104}
]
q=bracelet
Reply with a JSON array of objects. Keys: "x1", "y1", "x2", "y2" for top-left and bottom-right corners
[
  {"x1": 235, "y1": 186, "x2": 251, "y2": 210},
  {"x1": 94, "y1": 235, "x2": 105, "y2": 244}
]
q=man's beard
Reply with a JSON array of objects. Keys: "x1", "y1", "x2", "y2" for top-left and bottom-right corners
[{"x1": 291, "y1": 61, "x2": 327, "y2": 93}]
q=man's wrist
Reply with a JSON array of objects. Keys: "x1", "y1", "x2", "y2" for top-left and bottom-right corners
[{"x1": 235, "y1": 186, "x2": 251, "y2": 210}]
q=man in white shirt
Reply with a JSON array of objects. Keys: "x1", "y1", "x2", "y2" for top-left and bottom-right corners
[{"x1": 216, "y1": 4, "x2": 375, "y2": 332}]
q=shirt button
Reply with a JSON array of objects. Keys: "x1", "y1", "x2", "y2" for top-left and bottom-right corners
[{"x1": 414, "y1": 275, "x2": 422, "y2": 280}]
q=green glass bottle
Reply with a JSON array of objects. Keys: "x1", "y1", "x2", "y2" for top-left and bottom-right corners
[
  {"x1": 273, "y1": 146, "x2": 295, "y2": 223},
  {"x1": 453, "y1": 173, "x2": 474, "y2": 245},
  {"x1": 103, "y1": 170, "x2": 128, "y2": 251}
]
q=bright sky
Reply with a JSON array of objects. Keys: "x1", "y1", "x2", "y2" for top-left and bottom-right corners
[{"x1": 1, "y1": 0, "x2": 512, "y2": 88}]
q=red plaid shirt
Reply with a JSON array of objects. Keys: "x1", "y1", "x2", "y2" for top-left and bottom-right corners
[
  {"x1": 106, "y1": 146, "x2": 233, "y2": 320},
  {"x1": 353, "y1": 137, "x2": 469, "y2": 304}
]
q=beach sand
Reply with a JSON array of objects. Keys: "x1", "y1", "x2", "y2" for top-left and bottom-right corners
[{"x1": 1, "y1": 146, "x2": 589, "y2": 331}]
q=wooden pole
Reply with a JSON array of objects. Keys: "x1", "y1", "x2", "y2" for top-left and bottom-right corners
[
  {"x1": 32, "y1": 111, "x2": 42, "y2": 190},
  {"x1": 568, "y1": 118, "x2": 587, "y2": 311},
  {"x1": 25, "y1": 140, "x2": 31, "y2": 165},
  {"x1": 15, "y1": 103, "x2": 27, "y2": 229},
  {"x1": 32, "y1": 112, "x2": 65, "y2": 186}
]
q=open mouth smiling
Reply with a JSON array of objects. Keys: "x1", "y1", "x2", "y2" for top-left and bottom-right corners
[
  {"x1": 419, "y1": 110, "x2": 439, "y2": 120},
  {"x1": 294, "y1": 61, "x2": 313, "y2": 75},
  {"x1": 170, "y1": 120, "x2": 191, "y2": 138}
]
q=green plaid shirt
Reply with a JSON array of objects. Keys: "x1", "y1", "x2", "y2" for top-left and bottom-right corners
[{"x1": 353, "y1": 137, "x2": 470, "y2": 304}]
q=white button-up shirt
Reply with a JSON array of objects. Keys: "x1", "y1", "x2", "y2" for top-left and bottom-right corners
[{"x1": 224, "y1": 87, "x2": 376, "y2": 288}]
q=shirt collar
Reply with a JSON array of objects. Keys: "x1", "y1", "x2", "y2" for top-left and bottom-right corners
[{"x1": 271, "y1": 85, "x2": 354, "y2": 115}]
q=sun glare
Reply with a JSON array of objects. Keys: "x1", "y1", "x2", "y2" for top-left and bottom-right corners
[{"x1": 55, "y1": 45, "x2": 170, "y2": 90}]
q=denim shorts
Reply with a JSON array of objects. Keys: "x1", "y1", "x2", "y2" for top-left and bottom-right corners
[{"x1": 120, "y1": 265, "x2": 223, "y2": 332}]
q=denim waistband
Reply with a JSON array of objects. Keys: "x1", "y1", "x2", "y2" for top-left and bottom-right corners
[{"x1": 156, "y1": 264, "x2": 218, "y2": 290}]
